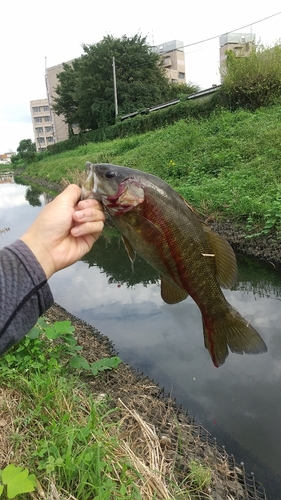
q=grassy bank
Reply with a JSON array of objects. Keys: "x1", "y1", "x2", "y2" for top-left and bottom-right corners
[
  {"x1": 22, "y1": 105, "x2": 281, "y2": 238},
  {"x1": 0, "y1": 315, "x2": 215, "y2": 500}
]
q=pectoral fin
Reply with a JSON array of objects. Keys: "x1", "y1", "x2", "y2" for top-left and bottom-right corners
[
  {"x1": 121, "y1": 235, "x2": 136, "y2": 265},
  {"x1": 161, "y1": 277, "x2": 188, "y2": 304}
]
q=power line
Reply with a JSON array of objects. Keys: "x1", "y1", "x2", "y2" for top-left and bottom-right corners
[{"x1": 162, "y1": 10, "x2": 281, "y2": 53}]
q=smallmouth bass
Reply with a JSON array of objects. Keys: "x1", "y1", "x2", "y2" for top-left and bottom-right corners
[{"x1": 81, "y1": 162, "x2": 267, "y2": 367}]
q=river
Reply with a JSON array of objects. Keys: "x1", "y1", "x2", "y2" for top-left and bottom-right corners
[{"x1": 1, "y1": 177, "x2": 281, "y2": 498}]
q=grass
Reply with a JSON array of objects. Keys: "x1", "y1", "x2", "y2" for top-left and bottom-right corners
[
  {"x1": 20, "y1": 104, "x2": 281, "y2": 238},
  {"x1": 0, "y1": 318, "x2": 213, "y2": 499}
]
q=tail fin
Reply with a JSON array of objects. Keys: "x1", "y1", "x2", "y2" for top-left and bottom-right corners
[{"x1": 203, "y1": 304, "x2": 267, "y2": 367}]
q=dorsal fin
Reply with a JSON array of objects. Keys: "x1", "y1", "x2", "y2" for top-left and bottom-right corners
[
  {"x1": 179, "y1": 194, "x2": 203, "y2": 218},
  {"x1": 203, "y1": 225, "x2": 237, "y2": 289}
]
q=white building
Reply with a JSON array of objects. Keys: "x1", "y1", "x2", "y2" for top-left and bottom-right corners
[
  {"x1": 219, "y1": 33, "x2": 256, "y2": 80},
  {"x1": 153, "y1": 40, "x2": 186, "y2": 84},
  {"x1": 30, "y1": 98, "x2": 54, "y2": 151}
]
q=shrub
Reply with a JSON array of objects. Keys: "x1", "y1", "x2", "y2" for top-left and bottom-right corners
[{"x1": 220, "y1": 43, "x2": 281, "y2": 110}]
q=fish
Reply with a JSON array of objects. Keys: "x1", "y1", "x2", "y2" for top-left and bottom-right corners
[{"x1": 81, "y1": 162, "x2": 267, "y2": 367}]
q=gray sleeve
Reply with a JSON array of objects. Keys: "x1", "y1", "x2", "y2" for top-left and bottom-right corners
[{"x1": 0, "y1": 240, "x2": 54, "y2": 355}]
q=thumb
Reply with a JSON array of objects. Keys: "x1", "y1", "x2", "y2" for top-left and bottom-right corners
[{"x1": 59, "y1": 184, "x2": 82, "y2": 205}]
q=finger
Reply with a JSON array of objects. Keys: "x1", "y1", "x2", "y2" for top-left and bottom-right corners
[
  {"x1": 55, "y1": 184, "x2": 81, "y2": 207},
  {"x1": 73, "y1": 207, "x2": 105, "y2": 223},
  {"x1": 77, "y1": 199, "x2": 103, "y2": 210},
  {"x1": 80, "y1": 231, "x2": 103, "y2": 252},
  {"x1": 71, "y1": 220, "x2": 104, "y2": 237}
]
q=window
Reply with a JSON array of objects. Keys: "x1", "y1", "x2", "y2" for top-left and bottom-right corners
[
  {"x1": 178, "y1": 72, "x2": 185, "y2": 79},
  {"x1": 46, "y1": 136, "x2": 54, "y2": 143},
  {"x1": 38, "y1": 137, "x2": 45, "y2": 143},
  {"x1": 35, "y1": 117, "x2": 42, "y2": 123},
  {"x1": 32, "y1": 106, "x2": 41, "y2": 112},
  {"x1": 45, "y1": 126, "x2": 52, "y2": 132},
  {"x1": 44, "y1": 116, "x2": 51, "y2": 122},
  {"x1": 43, "y1": 105, "x2": 49, "y2": 111},
  {"x1": 35, "y1": 127, "x2": 43, "y2": 133},
  {"x1": 163, "y1": 56, "x2": 171, "y2": 67}
]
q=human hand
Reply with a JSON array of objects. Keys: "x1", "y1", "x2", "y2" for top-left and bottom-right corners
[{"x1": 20, "y1": 184, "x2": 105, "y2": 279}]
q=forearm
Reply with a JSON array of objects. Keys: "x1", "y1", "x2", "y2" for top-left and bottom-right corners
[{"x1": 0, "y1": 240, "x2": 53, "y2": 355}]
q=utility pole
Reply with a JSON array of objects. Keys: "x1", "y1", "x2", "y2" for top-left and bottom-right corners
[{"x1": 112, "y1": 57, "x2": 118, "y2": 121}]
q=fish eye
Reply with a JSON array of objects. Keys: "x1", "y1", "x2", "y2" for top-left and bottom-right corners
[{"x1": 105, "y1": 171, "x2": 116, "y2": 179}]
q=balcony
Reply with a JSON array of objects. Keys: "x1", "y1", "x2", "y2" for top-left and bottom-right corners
[{"x1": 163, "y1": 56, "x2": 172, "y2": 67}]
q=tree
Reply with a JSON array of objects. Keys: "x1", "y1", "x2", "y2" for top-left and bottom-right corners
[
  {"x1": 53, "y1": 34, "x2": 171, "y2": 132},
  {"x1": 12, "y1": 139, "x2": 37, "y2": 164},
  {"x1": 52, "y1": 61, "x2": 80, "y2": 134},
  {"x1": 220, "y1": 43, "x2": 281, "y2": 110},
  {"x1": 25, "y1": 185, "x2": 43, "y2": 207},
  {"x1": 166, "y1": 82, "x2": 200, "y2": 100}
]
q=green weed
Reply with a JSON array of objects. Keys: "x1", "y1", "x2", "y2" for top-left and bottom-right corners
[
  {"x1": 188, "y1": 460, "x2": 212, "y2": 491},
  {"x1": 0, "y1": 318, "x2": 121, "y2": 379},
  {"x1": 0, "y1": 465, "x2": 36, "y2": 499},
  {"x1": 0, "y1": 320, "x2": 138, "y2": 499}
]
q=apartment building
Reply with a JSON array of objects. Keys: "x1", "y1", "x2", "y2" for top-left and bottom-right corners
[
  {"x1": 220, "y1": 32, "x2": 256, "y2": 80},
  {"x1": 153, "y1": 40, "x2": 186, "y2": 84},
  {"x1": 30, "y1": 98, "x2": 54, "y2": 151},
  {"x1": 45, "y1": 62, "x2": 72, "y2": 143},
  {"x1": 31, "y1": 62, "x2": 75, "y2": 148}
]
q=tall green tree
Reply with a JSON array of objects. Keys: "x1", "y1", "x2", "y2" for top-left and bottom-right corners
[
  {"x1": 166, "y1": 82, "x2": 200, "y2": 100},
  {"x1": 12, "y1": 139, "x2": 36, "y2": 164},
  {"x1": 53, "y1": 34, "x2": 171, "y2": 132},
  {"x1": 220, "y1": 43, "x2": 281, "y2": 109}
]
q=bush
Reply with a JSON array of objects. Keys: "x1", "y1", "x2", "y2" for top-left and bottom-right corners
[
  {"x1": 220, "y1": 43, "x2": 281, "y2": 110},
  {"x1": 47, "y1": 96, "x2": 218, "y2": 155}
]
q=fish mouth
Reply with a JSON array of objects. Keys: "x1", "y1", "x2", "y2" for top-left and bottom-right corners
[
  {"x1": 93, "y1": 172, "x2": 99, "y2": 194},
  {"x1": 81, "y1": 169, "x2": 100, "y2": 200}
]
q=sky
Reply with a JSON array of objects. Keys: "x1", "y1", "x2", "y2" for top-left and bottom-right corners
[{"x1": 0, "y1": 1, "x2": 281, "y2": 153}]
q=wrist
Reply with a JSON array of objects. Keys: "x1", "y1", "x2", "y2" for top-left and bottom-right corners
[{"x1": 19, "y1": 235, "x2": 55, "y2": 279}]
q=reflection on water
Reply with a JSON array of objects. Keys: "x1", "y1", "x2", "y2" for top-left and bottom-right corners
[
  {"x1": 1, "y1": 179, "x2": 281, "y2": 498},
  {"x1": 0, "y1": 172, "x2": 14, "y2": 184},
  {"x1": 83, "y1": 226, "x2": 160, "y2": 286},
  {"x1": 85, "y1": 227, "x2": 281, "y2": 297},
  {"x1": 14, "y1": 176, "x2": 55, "y2": 207}
]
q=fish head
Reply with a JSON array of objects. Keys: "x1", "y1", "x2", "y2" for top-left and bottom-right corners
[{"x1": 81, "y1": 162, "x2": 145, "y2": 215}]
